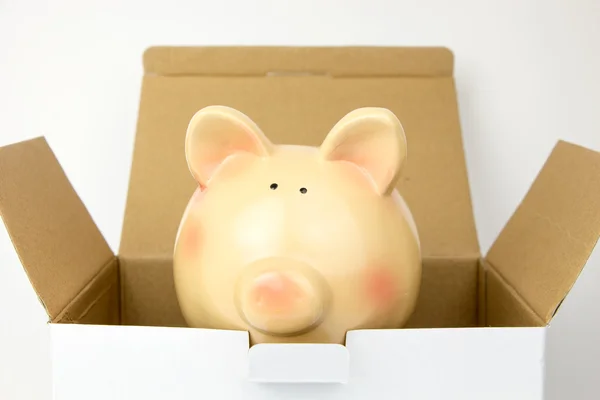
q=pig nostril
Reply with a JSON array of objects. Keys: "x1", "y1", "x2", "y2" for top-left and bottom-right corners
[
  {"x1": 299, "y1": 187, "x2": 307, "y2": 194},
  {"x1": 270, "y1": 183, "x2": 278, "y2": 190}
]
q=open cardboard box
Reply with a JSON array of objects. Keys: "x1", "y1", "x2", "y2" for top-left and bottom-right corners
[{"x1": 1, "y1": 46, "x2": 599, "y2": 399}]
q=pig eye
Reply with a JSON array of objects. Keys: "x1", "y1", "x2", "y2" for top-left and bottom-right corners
[
  {"x1": 299, "y1": 187, "x2": 307, "y2": 194},
  {"x1": 270, "y1": 183, "x2": 278, "y2": 190}
]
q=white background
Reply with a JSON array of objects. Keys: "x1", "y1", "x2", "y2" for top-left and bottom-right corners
[{"x1": 0, "y1": 0, "x2": 599, "y2": 398}]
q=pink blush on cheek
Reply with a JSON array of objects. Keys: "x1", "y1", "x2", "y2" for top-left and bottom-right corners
[
  {"x1": 181, "y1": 225, "x2": 200, "y2": 259},
  {"x1": 366, "y1": 268, "x2": 398, "y2": 307},
  {"x1": 179, "y1": 188, "x2": 206, "y2": 260}
]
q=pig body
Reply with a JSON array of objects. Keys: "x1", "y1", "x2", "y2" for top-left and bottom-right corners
[{"x1": 173, "y1": 106, "x2": 421, "y2": 345}]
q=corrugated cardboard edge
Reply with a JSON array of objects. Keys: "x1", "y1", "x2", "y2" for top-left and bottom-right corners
[
  {"x1": 143, "y1": 46, "x2": 454, "y2": 77},
  {"x1": 0, "y1": 137, "x2": 114, "y2": 321},
  {"x1": 485, "y1": 140, "x2": 600, "y2": 324}
]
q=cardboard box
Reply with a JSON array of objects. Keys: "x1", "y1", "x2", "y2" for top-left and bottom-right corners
[{"x1": 1, "y1": 46, "x2": 599, "y2": 399}]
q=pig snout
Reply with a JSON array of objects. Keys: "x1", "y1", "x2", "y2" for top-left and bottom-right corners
[{"x1": 235, "y1": 258, "x2": 328, "y2": 336}]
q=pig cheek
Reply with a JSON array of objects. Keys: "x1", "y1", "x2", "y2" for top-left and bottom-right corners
[
  {"x1": 180, "y1": 224, "x2": 201, "y2": 260},
  {"x1": 179, "y1": 189, "x2": 206, "y2": 260},
  {"x1": 365, "y1": 268, "x2": 398, "y2": 309}
]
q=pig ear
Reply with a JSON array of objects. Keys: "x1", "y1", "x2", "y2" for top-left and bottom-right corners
[
  {"x1": 185, "y1": 106, "x2": 273, "y2": 186},
  {"x1": 319, "y1": 108, "x2": 407, "y2": 196}
]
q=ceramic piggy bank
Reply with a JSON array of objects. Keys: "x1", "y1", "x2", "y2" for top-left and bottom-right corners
[{"x1": 173, "y1": 105, "x2": 421, "y2": 345}]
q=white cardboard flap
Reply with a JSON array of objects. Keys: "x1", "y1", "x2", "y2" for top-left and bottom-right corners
[
  {"x1": 50, "y1": 323, "x2": 546, "y2": 400},
  {"x1": 247, "y1": 344, "x2": 349, "y2": 383},
  {"x1": 0, "y1": 217, "x2": 53, "y2": 400},
  {"x1": 49, "y1": 324, "x2": 251, "y2": 399},
  {"x1": 345, "y1": 327, "x2": 546, "y2": 399}
]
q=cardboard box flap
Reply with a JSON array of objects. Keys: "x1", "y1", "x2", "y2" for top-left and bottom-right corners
[
  {"x1": 0, "y1": 137, "x2": 114, "y2": 320},
  {"x1": 120, "y1": 46, "x2": 479, "y2": 260},
  {"x1": 143, "y1": 46, "x2": 454, "y2": 77},
  {"x1": 486, "y1": 140, "x2": 600, "y2": 323}
]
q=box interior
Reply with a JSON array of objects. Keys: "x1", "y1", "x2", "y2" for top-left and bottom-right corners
[{"x1": 1, "y1": 47, "x2": 599, "y2": 336}]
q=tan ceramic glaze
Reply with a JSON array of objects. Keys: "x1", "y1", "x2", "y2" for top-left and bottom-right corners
[{"x1": 173, "y1": 105, "x2": 422, "y2": 345}]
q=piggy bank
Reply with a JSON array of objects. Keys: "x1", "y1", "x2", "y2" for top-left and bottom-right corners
[{"x1": 173, "y1": 105, "x2": 421, "y2": 345}]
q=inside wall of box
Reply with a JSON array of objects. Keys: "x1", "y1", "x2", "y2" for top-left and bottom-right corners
[{"x1": 54, "y1": 255, "x2": 544, "y2": 330}]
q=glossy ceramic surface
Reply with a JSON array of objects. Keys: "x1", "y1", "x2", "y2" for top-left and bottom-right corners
[{"x1": 173, "y1": 105, "x2": 421, "y2": 344}]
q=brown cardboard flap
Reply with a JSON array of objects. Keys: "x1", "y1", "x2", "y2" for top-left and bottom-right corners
[
  {"x1": 143, "y1": 46, "x2": 454, "y2": 77},
  {"x1": 486, "y1": 140, "x2": 600, "y2": 323},
  {"x1": 0, "y1": 137, "x2": 114, "y2": 320},
  {"x1": 121, "y1": 46, "x2": 479, "y2": 260}
]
